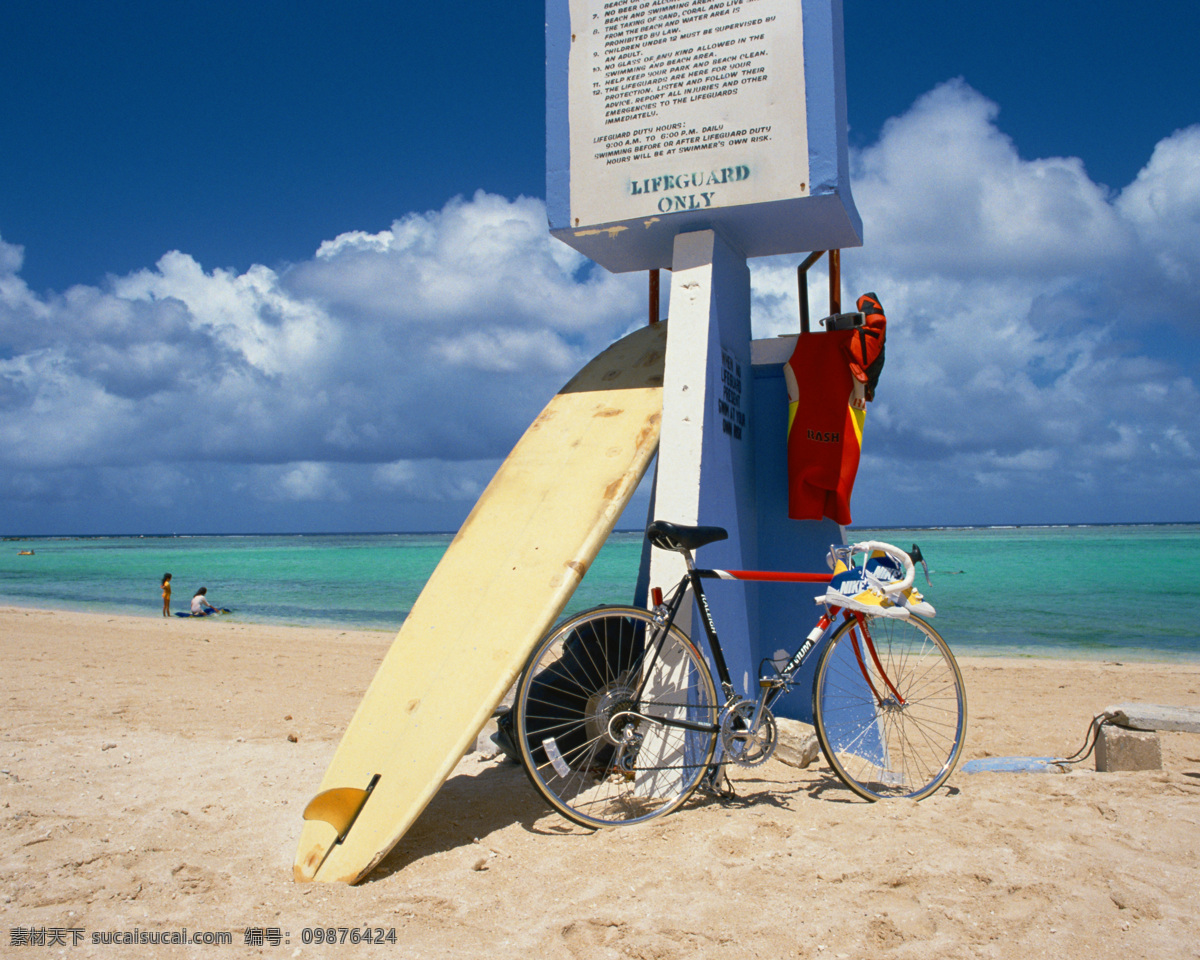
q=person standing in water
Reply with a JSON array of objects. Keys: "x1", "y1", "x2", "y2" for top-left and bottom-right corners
[{"x1": 161, "y1": 573, "x2": 172, "y2": 617}]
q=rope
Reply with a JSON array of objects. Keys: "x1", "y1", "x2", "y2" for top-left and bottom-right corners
[{"x1": 1053, "y1": 711, "x2": 1117, "y2": 766}]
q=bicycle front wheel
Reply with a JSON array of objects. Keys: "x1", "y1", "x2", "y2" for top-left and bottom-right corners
[
  {"x1": 813, "y1": 614, "x2": 966, "y2": 801},
  {"x1": 513, "y1": 606, "x2": 719, "y2": 828}
]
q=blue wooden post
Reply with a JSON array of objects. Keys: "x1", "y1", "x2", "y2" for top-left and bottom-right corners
[
  {"x1": 749, "y1": 337, "x2": 844, "y2": 721},
  {"x1": 548, "y1": 0, "x2": 861, "y2": 713}
]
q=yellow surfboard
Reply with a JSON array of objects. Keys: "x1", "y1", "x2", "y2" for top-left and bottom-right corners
[{"x1": 295, "y1": 322, "x2": 667, "y2": 883}]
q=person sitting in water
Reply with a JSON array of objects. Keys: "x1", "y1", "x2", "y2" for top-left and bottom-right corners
[{"x1": 191, "y1": 587, "x2": 216, "y2": 616}]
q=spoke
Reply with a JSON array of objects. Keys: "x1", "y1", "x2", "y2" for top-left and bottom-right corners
[
  {"x1": 516, "y1": 608, "x2": 718, "y2": 827},
  {"x1": 816, "y1": 616, "x2": 965, "y2": 800}
]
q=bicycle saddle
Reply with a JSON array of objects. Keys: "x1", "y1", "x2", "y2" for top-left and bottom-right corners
[{"x1": 646, "y1": 520, "x2": 729, "y2": 553}]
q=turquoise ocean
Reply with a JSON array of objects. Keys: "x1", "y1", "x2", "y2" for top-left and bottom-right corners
[{"x1": 2, "y1": 525, "x2": 1198, "y2": 661}]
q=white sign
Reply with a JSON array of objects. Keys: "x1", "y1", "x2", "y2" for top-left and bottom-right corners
[{"x1": 567, "y1": 0, "x2": 809, "y2": 227}]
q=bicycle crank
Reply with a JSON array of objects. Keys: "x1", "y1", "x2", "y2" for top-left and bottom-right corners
[{"x1": 719, "y1": 699, "x2": 778, "y2": 767}]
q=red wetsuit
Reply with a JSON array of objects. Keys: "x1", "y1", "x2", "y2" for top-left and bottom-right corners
[{"x1": 785, "y1": 330, "x2": 865, "y2": 526}]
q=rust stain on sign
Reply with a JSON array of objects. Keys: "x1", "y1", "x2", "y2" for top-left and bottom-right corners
[{"x1": 573, "y1": 225, "x2": 628, "y2": 239}]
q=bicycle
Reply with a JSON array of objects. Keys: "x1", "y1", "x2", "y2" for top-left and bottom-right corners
[{"x1": 509, "y1": 519, "x2": 967, "y2": 828}]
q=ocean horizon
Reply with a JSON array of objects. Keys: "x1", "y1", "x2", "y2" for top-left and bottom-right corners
[
  {"x1": 3, "y1": 522, "x2": 1198, "y2": 663},
  {"x1": 5, "y1": 519, "x2": 1194, "y2": 539}
]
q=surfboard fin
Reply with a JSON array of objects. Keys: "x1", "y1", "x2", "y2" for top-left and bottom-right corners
[
  {"x1": 302, "y1": 775, "x2": 380, "y2": 842},
  {"x1": 295, "y1": 775, "x2": 381, "y2": 883}
]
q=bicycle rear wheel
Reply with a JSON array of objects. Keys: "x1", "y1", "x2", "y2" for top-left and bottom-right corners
[
  {"x1": 513, "y1": 606, "x2": 719, "y2": 828},
  {"x1": 813, "y1": 613, "x2": 966, "y2": 800}
]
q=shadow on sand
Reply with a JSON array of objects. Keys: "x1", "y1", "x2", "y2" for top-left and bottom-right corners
[{"x1": 365, "y1": 760, "x2": 582, "y2": 882}]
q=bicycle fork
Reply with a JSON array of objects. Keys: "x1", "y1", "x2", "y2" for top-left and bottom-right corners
[{"x1": 845, "y1": 613, "x2": 907, "y2": 707}]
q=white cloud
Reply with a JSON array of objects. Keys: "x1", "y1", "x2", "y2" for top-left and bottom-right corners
[
  {"x1": 750, "y1": 81, "x2": 1199, "y2": 523},
  {"x1": 429, "y1": 328, "x2": 576, "y2": 372},
  {"x1": 291, "y1": 191, "x2": 635, "y2": 335},
  {"x1": 0, "y1": 193, "x2": 644, "y2": 487},
  {"x1": 114, "y1": 253, "x2": 338, "y2": 378},
  {"x1": 849, "y1": 80, "x2": 1135, "y2": 278},
  {"x1": 372, "y1": 458, "x2": 493, "y2": 502},
  {"x1": 1116, "y1": 126, "x2": 1200, "y2": 291},
  {"x1": 0, "y1": 236, "x2": 26, "y2": 278},
  {"x1": 267, "y1": 462, "x2": 348, "y2": 503},
  {"x1": 1, "y1": 83, "x2": 1197, "y2": 529}
]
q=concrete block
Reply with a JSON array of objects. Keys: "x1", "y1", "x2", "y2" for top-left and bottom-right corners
[
  {"x1": 1104, "y1": 703, "x2": 1200, "y2": 734},
  {"x1": 1095, "y1": 725, "x2": 1161, "y2": 772}
]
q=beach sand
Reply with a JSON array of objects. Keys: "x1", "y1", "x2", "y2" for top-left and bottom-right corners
[{"x1": 2, "y1": 606, "x2": 1198, "y2": 958}]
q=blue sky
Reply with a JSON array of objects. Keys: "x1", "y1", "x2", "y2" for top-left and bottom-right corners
[{"x1": 1, "y1": 1, "x2": 1197, "y2": 534}]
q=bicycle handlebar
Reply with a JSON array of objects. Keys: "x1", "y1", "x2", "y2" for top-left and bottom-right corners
[{"x1": 846, "y1": 541, "x2": 916, "y2": 594}]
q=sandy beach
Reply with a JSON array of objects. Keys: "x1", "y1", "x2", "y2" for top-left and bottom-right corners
[{"x1": 2, "y1": 606, "x2": 1198, "y2": 959}]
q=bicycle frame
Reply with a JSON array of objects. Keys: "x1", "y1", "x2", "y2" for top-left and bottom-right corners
[
  {"x1": 512, "y1": 529, "x2": 964, "y2": 821},
  {"x1": 631, "y1": 553, "x2": 903, "y2": 741},
  {"x1": 690, "y1": 566, "x2": 831, "y2": 701}
]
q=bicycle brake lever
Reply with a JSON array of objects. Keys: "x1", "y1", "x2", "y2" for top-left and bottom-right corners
[{"x1": 909, "y1": 543, "x2": 932, "y2": 586}]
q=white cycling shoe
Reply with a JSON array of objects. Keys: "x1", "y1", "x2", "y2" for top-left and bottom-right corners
[{"x1": 818, "y1": 553, "x2": 936, "y2": 619}]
